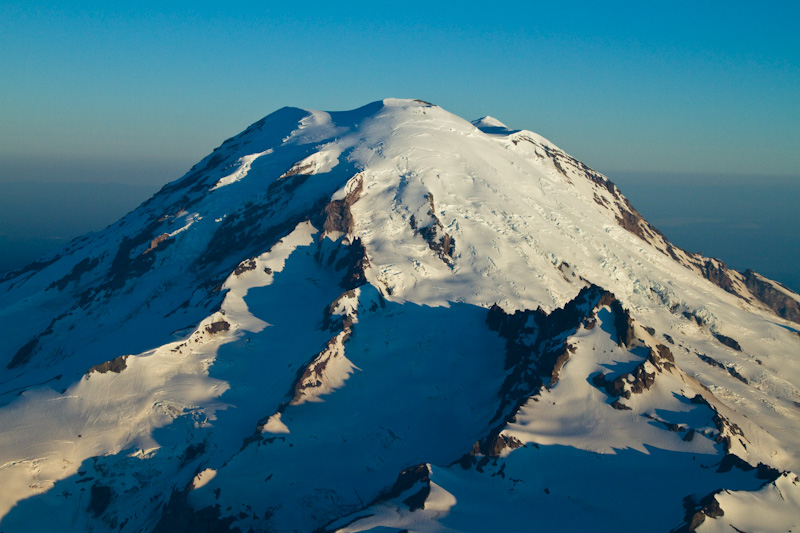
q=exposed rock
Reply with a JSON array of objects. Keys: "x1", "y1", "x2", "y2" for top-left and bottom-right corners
[
  {"x1": 233, "y1": 258, "x2": 257, "y2": 276},
  {"x1": 485, "y1": 284, "x2": 614, "y2": 442},
  {"x1": 716, "y1": 454, "x2": 780, "y2": 481},
  {"x1": 596, "y1": 292, "x2": 635, "y2": 347},
  {"x1": 280, "y1": 161, "x2": 315, "y2": 179},
  {"x1": 712, "y1": 411, "x2": 746, "y2": 453},
  {"x1": 153, "y1": 488, "x2": 241, "y2": 533},
  {"x1": 409, "y1": 193, "x2": 456, "y2": 265},
  {"x1": 322, "y1": 175, "x2": 363, "y2": 237},
  {"x1": 654, "y1": 344, "x2": 676, "y2": 371},
  {"x1": 321, "y1": 290, "x2": 358, "y2": 331},
  {"x1": 337, "y1": 238, "x2": 370, "y2": 291},
  {"x1": 179, "y1": 442, "x2": 206, "y2": 467},
  {"x1": 696, "y1": 351, "x2": 726, "y2": 370},
  {"x1": 88, "y1": 484, "x2": 112, "y2": 518},
  {"x1": 683, "y1": 311, "x2": 705, "y2": 327},
  {"x1": 289, "y1": 332, "x2": 351, "y2": 406},
  {"x1": 143, "y1": 233, "x2": 171, "y2": 255},
  {"x1": 743, "y1": 269, "x2": 800, "y2": 323},
  {"x1": 473, "y1": 434, "x2": 524, "y2": 458},
  {"x1": 592, "y1": 344, "x2": 671, "y2": 401},
  {"x1": 610, "y1": 399, "x2": 632, "y2": 410},
  {"x1": 48, "y1": 256, "x2": 102, "y2": 291},
  {"x1": 88, "y1": 355, "x2": 129, "y2": 375},
  {"x1": 378, "y1": 464, "x2": 431, "y2": 512},
  {"x1": 7, "y1": 338, "x2": 39, "y2": 369},
  {"x1": 696, "y1": 352, "x2": 748, "y2": 384},
  {"x1": 200, "y1": 191, "x2": 319, "y2": 269},
  {"x1": 205, "y1": 320, "x2": 230, "y2": 335},
  {"x1": 0, "y1": 255, "x2": 61, "y2": 284},
  {"x1": 714, "y1": 334, "x2": 742, "y2": 352}
]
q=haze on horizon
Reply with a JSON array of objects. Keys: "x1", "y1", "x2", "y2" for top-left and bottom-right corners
[
  {"x1": 2, "y1": 1, "x2": 798, "y2": 184},
  {"x1": 0, "y1": 2, "x2": 798, "y2": 289}
]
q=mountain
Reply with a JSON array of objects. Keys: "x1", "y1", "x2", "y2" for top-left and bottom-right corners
[{"x1": 1, "y1": 98, "x2": 799, "y2": 532}]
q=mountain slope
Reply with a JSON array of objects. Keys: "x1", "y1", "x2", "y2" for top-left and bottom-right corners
[{"x1": 0, "y1": 98, "x2": 798, "y2": 532}]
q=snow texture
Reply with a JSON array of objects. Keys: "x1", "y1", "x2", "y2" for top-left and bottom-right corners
[{"x1": 0, "y1": 98, "x2": 798, "y2": 532}]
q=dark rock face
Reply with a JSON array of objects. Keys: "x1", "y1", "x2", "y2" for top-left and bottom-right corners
[
  {"x1": 233, "y1": 258, "x2": 257, "y2": 276},
  {"x1": 337, "y1": 238, "x2": 370, "y2": 291},
  {"x1": 7, "y1": 338, "x2": 39, "y2": 369},
  {"x1": 380, "y1": 464, "x2": 431, "y2": 512},
  {"x1": 593, "y1": 343, "x2": 673, "y2": 401},
  {"x1": 322, "y1": 175, "x2": 363, "y2": 236},
  {"x1": 473, "y1": 434, "x2": 524, "y2": 458},
  {"x1": 205, "y1": 320, "x2": 230, "y2": 335},
  {"x1": 597, "y1": 293, "x2": 635, "y2": 347},
  {"x1": 321, "y1": 290, "x2": 358, "y2": 331},
  {"x1": 153, "y1": 489, "x2": 240, "y2": 533},
  {"x1": 687, "y1": 394, "x2": 747, "y2": 453},
  {"x1": 743, "y1": 269, "x2": 800, "y2": 323},
  {"x1": 484, "y1": 285, "x2": 623, "y2": 449},
  {"x1": 49, "y1": 256, "x2": 102, "y2": 291},
  {"x1": 579, "y1": 164, "x2": 800, "y2": 326},
  {"x1": 409, "y1": 193, "x2": 456, "y2": 266},
  {"x1": 675, "y1": 490, "x2": 726, "y2": 532},
  {"x1": 88, "y1": 484, "x2": 112, "y2": 518},
  {"x1": 716, "y1": 454, "x2": 781, "y2": 481},
  {"x1": 714, "y1": 334, "x2": 742, "y2": 352},
  {"x1": 88, "y1": 355, "x2": 129, "y2": 375},
  {"x1": 695, "y1": 352, "x2": 749, "y2": 384}
]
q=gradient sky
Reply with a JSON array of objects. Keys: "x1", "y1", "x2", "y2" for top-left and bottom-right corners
[{"x1": 1, "y1": 1, "x2": 799, "y2": 186}]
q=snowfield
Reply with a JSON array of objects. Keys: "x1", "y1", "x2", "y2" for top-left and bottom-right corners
[{"x1": 0, "y1": 98, "x2": 798, "y2": 532}]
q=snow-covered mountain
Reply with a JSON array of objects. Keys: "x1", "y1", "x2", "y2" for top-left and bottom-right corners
[{"x1": 1, "y1": 98, "x2": 799, "y2": 532}]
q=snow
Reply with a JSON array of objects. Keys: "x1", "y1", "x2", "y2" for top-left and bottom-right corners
[
  {"x1": 698, "y1": 472, "x2": 800, "y2": 533},
  {"x1": 260, "y1": 413, "x2": 290, "y2": 434},
  {"x1": 209, "y1": 148, "x2": 273, "y2": 190},
  {"x1": 0, "y1": 98, "x2": 798, "y2": 531},
  {"x1": 190, "y1": 468, "x2": 217, "y2": 490}
]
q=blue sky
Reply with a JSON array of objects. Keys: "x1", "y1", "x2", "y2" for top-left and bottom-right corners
[{"x1": 1, "y1": 1, "x2": 798, "y2": 185}]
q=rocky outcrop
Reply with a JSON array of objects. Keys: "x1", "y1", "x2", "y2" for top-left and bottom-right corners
[
  {"x1": 592, "y1": 343, "x2": 674, "y2": 401},
  {"x1": 205, "y1": 320, "x2": 230, "y2": 335},
  {"x1": 87, "y1": 355, "x2": 129, "y2": 375},
  {"x1": 713, "y1": 333, "x2": 742, "y2": 351},
  {"x1": 597, "y1": 292, "x2": 635, "y2": 347},
  {"x1": 673, "y1": 458, "x2": 780, "y2": 532},
  {"x1": 471, "y1": 434, "x2": 524, "y2": 458},
  {"x1": 569, "y1": 160, "x2": 800, "y2": 326},
  {"x1": 379, "y1": 463, "x2": 431, "y2": 512},
  {"x1": 153, "y1": 487, "x2": 241, "y2": 533},
  {"x1": 88, "y1": 484, "x2": 113, "y2": 518},
  {"x1": 409, "y1": 193, "x2": 456, "y2": 266},
  {"x1": 485, "y1": 285, "x2": 624, "y2": 440},
  {"x1": 289, "y1": 330, "x2": 353, "y2": 406},
  {"x1": 674, "y1": 491, "x2": 725, "y2": 532},
  {"x1": 7, "y1": 338, "x2": 39, "y2": 369},
  {"x1": 322, "y1": 175, "x2": 363, "y2": 237},
  {"x1": 743, "y1": 269, "x2": 800, "y2": 323},
  {"x1": 688, "y1": 394, "x2": 748, "y2": 454},
  {"x1": 48, "y1": 256, "x2": 102, "y2": 291},
  {"x1": 233, "y1": 258, "x2": 257, "y2": 276},
  {"x1": 695, "y1": 352, "x2": 749, "y2": 384}
]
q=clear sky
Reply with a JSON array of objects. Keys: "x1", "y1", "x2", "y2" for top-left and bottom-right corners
[{"x1": 1, "y1": 1, "x2": 799, "y2": 186}]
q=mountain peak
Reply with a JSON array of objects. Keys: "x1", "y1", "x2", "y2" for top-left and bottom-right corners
[
  {"x1": 471, "y1": 114, "x2": 511, "y2": 131},
  {"x1": 1, "y1": 100, "x2": 799, "y2": 532}
]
